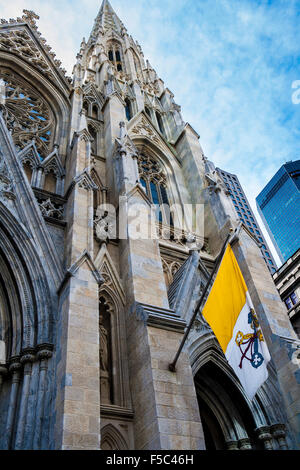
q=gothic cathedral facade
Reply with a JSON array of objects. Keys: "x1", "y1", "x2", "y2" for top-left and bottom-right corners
[{"x1": 0, "y1": 1, "x2": 299, "y2": 450}]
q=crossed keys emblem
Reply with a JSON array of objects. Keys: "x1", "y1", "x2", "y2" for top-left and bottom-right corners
[{"x1": 235, "y1": 309, "x2": 265, "y2": 369}]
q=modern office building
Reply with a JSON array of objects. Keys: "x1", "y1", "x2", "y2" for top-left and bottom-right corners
[
  {"x1": 256, "y1": 161, "x2": 300, "y2": 264},
  {"x1": 216, "y1": 168, "x2": 277, "y2": 274},
  {"x1": 273, "y1": 248, "x2": 300, "y2": 338}
]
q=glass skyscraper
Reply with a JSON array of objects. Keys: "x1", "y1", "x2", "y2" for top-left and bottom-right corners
[
  {"x1": 216, "y1": 168, "x2": 277, "y2": 274},
  {"x1": 256, "y1": 160, "x2": 300, "y2": 264}
]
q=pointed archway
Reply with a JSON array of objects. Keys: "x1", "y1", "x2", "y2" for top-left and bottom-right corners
[{"x1": 195, "y1": 360, "x2": 264, "y2": 450}]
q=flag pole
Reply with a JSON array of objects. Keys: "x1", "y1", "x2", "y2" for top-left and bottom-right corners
[{"x1": 169, "y1": 228, "x2": 234, "y2": 373}]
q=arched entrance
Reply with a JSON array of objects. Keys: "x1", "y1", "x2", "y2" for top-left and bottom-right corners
[{"x1": 195, "y1": 360, "x2": 263, "y2": 450}]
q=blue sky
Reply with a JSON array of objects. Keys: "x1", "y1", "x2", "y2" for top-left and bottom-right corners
[{"x1": 2, "y1": 0, "x2": 300, "y2": 265}]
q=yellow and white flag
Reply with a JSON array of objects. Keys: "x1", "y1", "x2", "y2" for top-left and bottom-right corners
[{"x1": 202, "y1": 245, "x2": 271, "y2": 400}]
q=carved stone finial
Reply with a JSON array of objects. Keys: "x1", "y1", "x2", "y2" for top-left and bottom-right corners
[{"x1": 21, "y1": 9, "x2": 39, "y2": 30}]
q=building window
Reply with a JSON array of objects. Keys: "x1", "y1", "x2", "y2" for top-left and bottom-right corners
[
  {"x1": 88, "y1": 125, "x2": 98, "y2": 155},
  {"x1": 137, "y1": 153, "x2": 173, "y2": 226},
  {"x1": 291, "y1": 292, "x2": 298, "y2": 305},
  {"x1": 0, "y1": 67, "x2": 55, "y2": 159},
  {"x1": 156, "y1": 112, "x2": 165, "y2": 135},
  {"x1": 107, "y1": 43, "x2": 123, "y2": 71},
  {"x1": 285, "y1": 297, "x2": 293, "y2": 310},
  {"x1": 125, "y1": 99, "x2": 132, "y2": 121},
  {"x1": 133, "y1": 52, "x2": 142, "y2": 76},
  {"x1": 92, "y1": 105, "x2": 99, "y2": 120},
  {"x1": 108, "y1": 50, "x2": 114, "y2": 62}
]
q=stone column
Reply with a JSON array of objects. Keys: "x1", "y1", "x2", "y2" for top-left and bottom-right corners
[
  {"x1": 55, "y1": 261, "x2": 102, "y2": 450},
  {"x1": 256, "y1": 426, "x2": 273, "y2": 450},
  {"x1": 4, "y1": 357, "x2": 22, "y2": 449},
  {"x1": 131, "y1": 81, "x2": 144, "y2": 113},
  {"x1": 101, "y1": 187, "x2": 108, "y2": 206},
  {"x1": 238, "y1": 437, "x2": 252, "y2": 450},
  {"x1": 33, "y1": 344, "x2": 53, "y2": 450},
  {"x1": 225, "y1": 440, "x2": 239, "y2": 450},
  {"x1": 102, "y1": 93, "x2": 126, "y2": 207},
  {"x1": 14, "y1": 349, "x2": 35, "y2": 450},
  {"x1": 271, "y1": 424, "x2": 288, "y2": 450},
  {"x1": 34, "y1": 166, "x2": 44, "y2": 189}
]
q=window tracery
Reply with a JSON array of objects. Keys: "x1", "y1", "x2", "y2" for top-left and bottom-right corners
[
  {"x1": 137, "y1": 153, "x2": 173, "y2": 225},
  {"x1": 107, "y1": 41, "x2": 123, "y2": 72},
  {"x1": 0, "y1": 68, "x2": 55, "y2": 159}
]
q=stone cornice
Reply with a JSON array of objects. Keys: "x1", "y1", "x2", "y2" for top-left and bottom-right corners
[
  {"x1": 134, "y1": 302, "x2": 186, "y2": 333},
  {"x1": 100, "y1": 404, "x2": 134, "y2": 420}
]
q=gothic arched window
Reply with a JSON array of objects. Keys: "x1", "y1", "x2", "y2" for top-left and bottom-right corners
[
  {"x1": 91, "y1": 168, "x2": 103, "y2": 214},
  {"x1": 83, "y1": 100, "x2": 89, "y2": 115},
  {"x1": 137, "y1": 153, "x2": 173, "y2": 226},
  {"x1": 0, "y1": 67, "x2": 55, "y2": 160},
  {"x1": 133, "y1": 52, "x2": 142, "y2": 77},
  {"x1": 125, "y1": 99, "x2": 132, "y2": 121},
  {"x1": 88, "y1": 124, "x2": 98, "y2": 156},
  {"x1": 107, "y1": 42, "x2": 123, "y2": 72},
  {"x1": 108, "y1": 50, "x2": 114, "y2": 62},
  {"x1": 156, "y1": 111, "x2": 165, "y2": 136}
]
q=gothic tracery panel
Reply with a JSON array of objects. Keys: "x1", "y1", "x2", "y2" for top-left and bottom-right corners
[
  {"x1": 0, "y1": 67, "x2": 55, "y2": 158},
  {"x1": 137, "y1": 153, "x2": 173, "y2": 225}
]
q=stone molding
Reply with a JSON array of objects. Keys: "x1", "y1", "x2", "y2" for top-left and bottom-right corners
[
  {"x1": 100, "y1": 404, "x2": 134, "y2": 420},
  {"x1": 58, "y1": 249, "x2": 104, "y2": 295},
  {"x1": 134, "y1": 302, "x2": 186, "y2": 333}
]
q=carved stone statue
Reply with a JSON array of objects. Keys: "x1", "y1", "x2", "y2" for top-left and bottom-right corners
[
  {"x1": 99, "y1": 315, "x2": 109, "y2": 372},
  {"x1": 99, "y1": 313, "x2": 111, "y2": 404}
]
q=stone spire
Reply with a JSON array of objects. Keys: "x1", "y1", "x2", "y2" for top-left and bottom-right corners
[{"x1": 89, "y1": 0, "x2": 125, "y2": 43}]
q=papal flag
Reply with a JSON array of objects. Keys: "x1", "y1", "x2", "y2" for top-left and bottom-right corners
[{"x1": 202, "y1": 244, "x2": 271, "y2": 400}]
